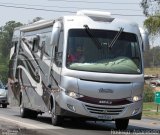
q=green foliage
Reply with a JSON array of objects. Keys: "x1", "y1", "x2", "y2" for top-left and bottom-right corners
[
  {"x1": 144, "y1": 15, "x2": 160, "y2": 36},
  {"x1": 0, "y1": 21, "x2": 22, "y2": 83},
  {"x1": 141, "y1": 0, "x2": 160, "y2": 38},
  {"x1": 143, "y1": 85, "x2": 154, "y2": 102},
  {"x1": 0, "y1": 21, "x2": 22, "y2": 57}
]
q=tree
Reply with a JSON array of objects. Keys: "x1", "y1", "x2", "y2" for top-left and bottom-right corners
[
  {"x1": 32, "y1": 17, "x2": 44, "y2": 23},
  {"x1": 0, "y1": 21, "x2": 22, "y2": 57},
  {"x1": 141, "y1": 0, "x2": 160, "y2": 69},
  {"x1": 0, "y1": 21, "x2": 22, "y2": 83},
  {"x1": 141, "y1": 0, "x2": 160, "y2": 17},
  {"x1": 141, "y1": 0, "x2": 160, "y2": 38},
  {"x1": 144, "y1": 16, "x2": 160, "y2": 36}
]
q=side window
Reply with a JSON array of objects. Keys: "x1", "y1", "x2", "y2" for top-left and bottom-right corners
[
  {"x1": 55, "y1": 31, "x2": 64, "y2": 67},
  {"x1": 32, "y1": 36, "x2": 40, "y2": 53},
  {"x1": 40, "y1": 41, "x2": 45, "y2": 59}
]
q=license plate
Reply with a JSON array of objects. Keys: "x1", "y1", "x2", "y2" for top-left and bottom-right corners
[{"x1": 97, "y1": 115, "x2": 112, "y2": 120}]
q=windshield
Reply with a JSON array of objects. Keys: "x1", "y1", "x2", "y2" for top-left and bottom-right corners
[{"x1": 66, "y1": 29, "x2": 142, "y2": 74}]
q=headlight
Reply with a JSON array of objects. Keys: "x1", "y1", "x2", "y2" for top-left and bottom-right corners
[
  {"x1": 128, "y1": 95, "x2": 142, "y2": 102},
  {"x1": 66, "y1": 91, "x2": 84, "y2": 98},
  {"x1": 68, "y1": 92, "x2": 77, "y2": 97},
  {"x1": 133, "y1": 96, "x2": 140, "y2": 102}
]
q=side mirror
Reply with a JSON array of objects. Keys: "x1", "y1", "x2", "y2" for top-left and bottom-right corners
[
  {"x1": 139, "y1": 27, "x2": 149, "y2": 52},
  {"x1": 50, "y1": 21, "x2": 61, "y2": 46}
]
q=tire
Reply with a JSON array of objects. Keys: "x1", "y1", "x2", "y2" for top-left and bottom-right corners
[
  {"x1": 2, "y1": 104, "x2": 7, "y2": 108},
  {"x1": 20, "y1": 104, "x2": 29, "y2": 118},
  {"x1": 20, "y1": 104, "x2": 38, "y2": 118},
  {"x1": 29, "y1": 110, "x2": 38, "y2": 119},
  {"x1": 51, "y1": 101, "x2": 63, "y2": 126},
  {"x1": 115, "y1": 119, "x2": 129, "y2": 130},
  {"x1": 71, "y1": 117, "x2": 86, "y2": 124},
  {"x1": 19, "y1": 93, "x2": 28, "y2": 118}
]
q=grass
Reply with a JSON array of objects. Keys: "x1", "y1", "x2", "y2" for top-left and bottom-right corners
[
  {"x1": 144, "y1": 67, "x2": 160, "y2": 75},
  {"x1": 143, "y1": 102, "x2": 160, "y2": 119}
]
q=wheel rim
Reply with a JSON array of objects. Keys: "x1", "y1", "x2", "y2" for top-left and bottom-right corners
[{"x1": 20, "y1": 106, "x2": 23, "y2": 114}]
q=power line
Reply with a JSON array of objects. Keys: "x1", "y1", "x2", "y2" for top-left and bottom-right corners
[
  {"x1": 0, "y1": 2, "x2": 142, "y2": 12},
  {"x1": 0, "y1": 4, "x2": 144, "y2": 17},
  {"x1": 48, "y1": 0, "x2": 139, "y2": 4},
  {"x1": 0, "y1": 4, "x2": 75, "y2": 13}
]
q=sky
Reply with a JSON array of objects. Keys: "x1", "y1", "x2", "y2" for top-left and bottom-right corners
[{"x1": 0, "y1": 0, "x2": 146, "y2": 27}]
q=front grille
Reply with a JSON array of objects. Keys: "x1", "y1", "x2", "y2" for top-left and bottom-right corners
[{"x1": 84, "y1": 104, "x2": 125, "y2": 115}]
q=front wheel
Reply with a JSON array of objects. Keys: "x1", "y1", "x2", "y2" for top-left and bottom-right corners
[
  {"x1": 115, "y1": 119, "x2": 129, "y2": 130},
  {"x1": 51, "y1": 102, "x2": 63, "y2": 126}
]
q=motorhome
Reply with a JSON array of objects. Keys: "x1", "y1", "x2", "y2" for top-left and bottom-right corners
[{"x1": 8, "y1": 10, "x2": 149, "y2": 130}]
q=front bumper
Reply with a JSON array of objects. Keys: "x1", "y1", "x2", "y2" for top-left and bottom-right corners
[{"x1": 56, "y1": 92, "x2": 143, "y2": 120}]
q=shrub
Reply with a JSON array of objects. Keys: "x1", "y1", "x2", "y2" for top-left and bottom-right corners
[{"x1": 143, "y1": 85, "x2": 155, "y2": 102}]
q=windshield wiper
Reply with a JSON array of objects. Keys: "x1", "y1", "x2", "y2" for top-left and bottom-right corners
[
  {"x1": 84, "y1": 25, "x2": 102, "y2": 49},
  {"x1": 108, "y1": 27, "x2": 124, "y2": 49}
]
